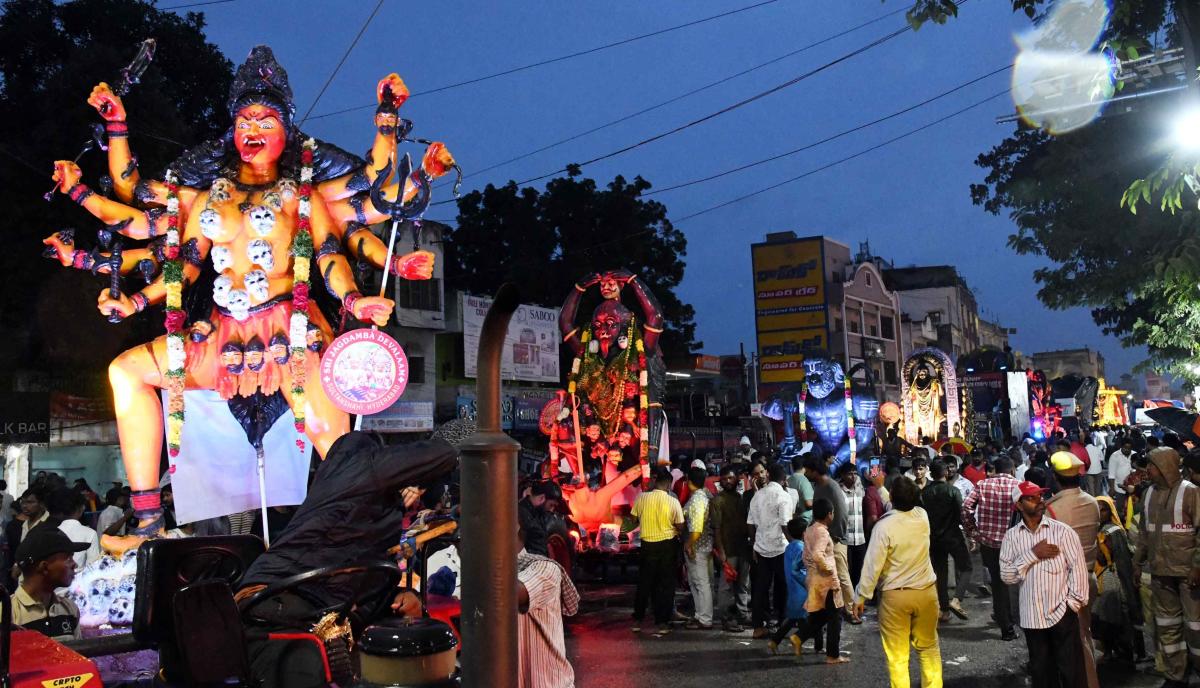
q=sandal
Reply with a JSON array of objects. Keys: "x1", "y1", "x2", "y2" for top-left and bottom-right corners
[{"x1": 684, "y1": 621, "x2": 713, "y2": 630}]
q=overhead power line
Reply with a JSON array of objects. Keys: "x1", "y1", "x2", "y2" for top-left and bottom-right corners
[
  {"x1": 645, "y1": 64, "x2": 1013, "y2": 197},
  {"x1": 673, "y1": 88, "x2": 1011, "y2": 223},
  {"x1": 299, "y1": 0, "x2": 386, "y2": 125},
  {"x1": 507, "y1": 22, "x2": 915, "y2": 187},
  {"x1": 460, "y1": 3, "x2": 912, "y2": 182},
  {"x1": 159, "y1": 0, "x2": 235, "y2": 9},
  {"x1": 304, "y1": 0, "x2": 784, "y2": 121}
]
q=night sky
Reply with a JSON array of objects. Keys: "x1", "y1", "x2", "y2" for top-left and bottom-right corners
[{"x1": 168, "y1": 0, "x2": 1146, "y2": 380}]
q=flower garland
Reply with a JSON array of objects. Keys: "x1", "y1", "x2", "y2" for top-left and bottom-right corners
[
  {"x1": 162, "y1": 170, "x2": 186, "y2": 458},
  {"x1": 796, "y1": 384, "x2": 807, "y2": 434},
  {"x1": 636, "y1": 335, "x2": 649, "y2": 463},
  {"x1": 567, "y1": 323, "x2": 650, "y2": 462},
  {"x1": 288, "y1": 138, "x2": 316, "y2": 452},
  {"x1": 844, "y1": 376, "x2": 857, "y2": 465}
]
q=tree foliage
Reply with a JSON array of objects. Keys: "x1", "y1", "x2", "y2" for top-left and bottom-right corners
[
  {"x1": 445, "y1": 170, "x2": 699, "y2": 360},
  {"x1": 0, "y1": 0, "x2": 232, "y2": 390}
]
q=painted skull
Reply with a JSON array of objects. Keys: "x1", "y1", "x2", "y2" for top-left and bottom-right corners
[
  {"x1": 212, "y1": 275, "x2": 234, "y2": 308},
  {"x1": 210, "y1": 177, "x2": 235, "y2": 204},
  {"x1": 803, "y1": 357, "x2": 844, "y2": 400},
  {"x1": 107, "y1": 597, "x2": 135, "y2": 626},
  {"x1": 590, "y1": 300, "x2": 632, "y2": 348},
  {"x1": 243, "y1": 270, "x2": 270, "y2": 303},
  {"x1": 221, "y1": 340, "x2": 245, "y2": 375},
  {"x1": 210, "y1": 245, "x2": 233, "y2": 272},
  {"x1": 247, "y1": 205, "x2": 276, "y2": 237},
  {"x1": 245, "y1": 336, "x2": 266, "y2": 372},
  {"x1": 247, "y1": 239, "x2": 274, "y2": 270},
  {"x1": 226, "y1": 289, "x2": 251, "y2": 320},
  {"x1": 269, "y1": 332, "x2": 290, "y2": 365},
  {"x1": 198, "y1": 208, "x2": 222, "y2": 239}
]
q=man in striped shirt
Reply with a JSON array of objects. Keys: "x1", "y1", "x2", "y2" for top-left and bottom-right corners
[
  {"x1": 518, "y1": 529, "x2": 580, "y2": 688},
  {"x1": 1000, "y1": 480, "x2": 1089, "y2": 688},
  {"x1": 961, "y1": 457, "x2": 1020, "y2": 641}
]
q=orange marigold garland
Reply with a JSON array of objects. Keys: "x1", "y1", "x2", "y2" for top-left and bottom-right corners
[
  {"x1": 162, "y1": 170, "x2": 186, "y2": 459},
  {"x1": 288, "y1": 138, "x2": 316, "y2": 452}
]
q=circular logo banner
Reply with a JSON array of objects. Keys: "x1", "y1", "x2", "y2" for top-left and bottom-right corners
[{"x1": 320, "y1": 329, "x2": 408, "y2": 415}]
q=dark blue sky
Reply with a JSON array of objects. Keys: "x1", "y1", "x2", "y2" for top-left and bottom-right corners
[{"x1": 176, "y1": 0, "x2": 1145, "y2": 380}]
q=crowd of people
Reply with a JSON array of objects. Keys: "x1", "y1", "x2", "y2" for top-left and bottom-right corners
[{"x1": 514, "y1": 423, "x2": 1198, "y2": 688}]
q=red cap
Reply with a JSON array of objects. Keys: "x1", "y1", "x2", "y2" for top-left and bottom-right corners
[{"x1": 1011, "y1": 481, "x2": 1048, "y2": 505}]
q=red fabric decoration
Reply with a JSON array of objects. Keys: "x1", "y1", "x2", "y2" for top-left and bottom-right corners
[{"x1": 165, "y1": 245, "x2": 180, "y2": 260}]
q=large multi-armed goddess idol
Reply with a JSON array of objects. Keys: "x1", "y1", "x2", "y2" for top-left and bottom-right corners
[{"x1": 42, "y1": 46, "x2": 456, "y2": 537}]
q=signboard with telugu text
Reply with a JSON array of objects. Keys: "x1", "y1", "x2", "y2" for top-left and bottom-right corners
[{"x1": 751, "y1": 237, "x2": 829, "y2": 384}]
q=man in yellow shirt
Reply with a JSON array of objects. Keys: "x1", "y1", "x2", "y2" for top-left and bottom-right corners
[
  {"x1": 854, "y1": 477, "x2": 941, "y2": 688},
  {"x1": 630, "y1": 467, "x2": 684, "y2": 636},
  {"x1": 11, "y1": 525, "x2": 87, "y2": 641}
]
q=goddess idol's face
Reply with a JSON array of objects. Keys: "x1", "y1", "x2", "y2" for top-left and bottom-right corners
[{"x1": 234, "y1": 104, "x2": 286, "y2": 165}]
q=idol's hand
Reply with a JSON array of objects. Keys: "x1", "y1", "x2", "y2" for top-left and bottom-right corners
[
  {"x1": 87, "y1": 82, "x2": 126, "y2": 122},
  {"x1": 393, "y1": 250, "x2": 435, "y2": 280},
  {"x1": 97, "y1": 290, "x2": 135, "y2": 320},
  {"x1": 606, "y1": 269, "x2": 636, "y2": 285},
  {"x1": 420, "y1": 142, "x2": 455, "y2": 178},
  {"x1": 353, "y1": 295, "x2": 394, "y2": 327},
  {"x1": 376, "y1": 73, "x2": 410, "y2": 109},
  {"x1": 52, "y1": 160, "x2": 82, "y2": 192},
  {"x1": 42, "y1": 232, "x2": 75, "y2": 267},
  {"x1": 576, "y1": 273, "x2": 601, "y2": 290}
]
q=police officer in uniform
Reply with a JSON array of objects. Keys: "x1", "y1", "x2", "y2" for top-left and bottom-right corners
[
  {"x1": 1133, "y1": 447, "x2": 1200, "y2": 688},
  {"x1": 10, "y1": 525, "x2": 86, "y2": 641}
]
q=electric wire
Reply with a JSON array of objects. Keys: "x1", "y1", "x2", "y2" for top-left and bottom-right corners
[
  {"x1": 644, "y1": 64, "x2": 1013, "y2": 197},
  {"x1": 460, "y1": 3, "x2": 911, "y2": 181},
  {"x1": 506, "y1": 23, "x2": 916, "y2": 188},
  {"x1": 159, "y1": 0, "x2": 235, "y2": 9},
  {"x1": 672, "y1": 88, "x2": 1011, "y2": 223},
  {"x1": 303, "y1": 0, "x2": 785, "y2": 121},
  {"x1": 298, "y1": 0, "x2": 386, "y2": 126}
]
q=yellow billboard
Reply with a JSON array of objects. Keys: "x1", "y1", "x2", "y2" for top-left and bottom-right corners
[
  {"x1": 752, "y1": 238, "x2": 827, "y2": 332},
  {"x1": 752, "y1": 237, "x2": 829, "y2": 384}
]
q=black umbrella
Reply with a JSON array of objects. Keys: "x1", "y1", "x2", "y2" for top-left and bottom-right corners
[{"x1": 1145, "y1": 407, "x2": 1200, "y2": 443}]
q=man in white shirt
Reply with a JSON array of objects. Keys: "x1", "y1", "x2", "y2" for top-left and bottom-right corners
[
  {"x1": 95, "y1": 487, "x2": 128, "y2": 537},
  {"x1": 1107, "y1": 439, "x2": 1134, "y2": 504},
  {"x1": 0, "y1": 481, "x2": 14, "y2": 530},
  {"x1": 48, "y1": 489, "x2": 99, "y2": 572},
  {"x1": 747, "y1": 463, "x2": 794, "y2": 637},
  {"x1": 1084, "y1": 436, "x2": 1106, "y2": 497},
  {"x1": 946, "y1": 457, "x2": 974, "y2": 503}
]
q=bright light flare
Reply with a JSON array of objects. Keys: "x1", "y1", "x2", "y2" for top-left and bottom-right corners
[
  {"x1": 1172, "y1": 107, "x2": 1200, "y2": 152},
  {"x1": 1013, "y1": 50, "x2": 1115, "y2": 134},
  {"x1": 1011, "y1": 0, "x2": 1115, "y2": 135}
]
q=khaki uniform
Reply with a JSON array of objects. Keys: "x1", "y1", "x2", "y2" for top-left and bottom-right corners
[
  {"x1": 11, "y1": 586, "x2": 80, "y2": 642},
  {"x1": 1133, "y1": 447, "x2": 1200, "y2": 683},
  {"x1": 1046, "y1": 486, "x2": 1102, "y2": 688}
]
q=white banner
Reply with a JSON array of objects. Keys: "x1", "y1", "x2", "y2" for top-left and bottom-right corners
[
  {"x1": 164, "y1": 390, "x2": 308, "y2": 524},
  {"x1": 462, "y1": 293, "x2": 560, "y2": 383},
  {"x1": 362, "y1": 400, "x2": 435, "y2": 433}
]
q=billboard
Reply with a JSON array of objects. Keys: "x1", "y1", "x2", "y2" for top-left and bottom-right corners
[
  {"x1": 962, "y1": 373, "x2": 1007, "y2": 441},
  {"x1": 752, "y1": 237, "x2": 828, "y2": 384},
  {"x1": 462, "y1": 294, "x2": 560, "y2": 383},
  {"x1": 362, "y1": 400, "x2": 434, "y2": 433}
]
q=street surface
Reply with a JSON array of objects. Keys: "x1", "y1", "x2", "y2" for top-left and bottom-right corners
[{"x1": 566, "y1": 584, "x2": 1160, "y2": 688}]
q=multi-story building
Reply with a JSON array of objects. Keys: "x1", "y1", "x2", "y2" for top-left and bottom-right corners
[
  {"x1": 750, "y1": 232, "x2": 902, "y2": 402},
  {"x1": 883, "y1": 265, "x2": 981, "y2": 362},
  {"x1": 360, "y1": 220, "x2": 449, "y2": 435},
  {"x1": 1029, "y1": 347, "x2": 1106, "y2": 380}
]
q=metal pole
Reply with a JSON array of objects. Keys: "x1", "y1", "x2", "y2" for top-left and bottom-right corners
[
  {"x1": 353, "y1": 218, "x2": 404, "y2": 433},
  {"x1": 256, "y1": 445, "x2": 270, "y2": 548},
  {"x1": 458, "y1": 284, "x2": 522, "y2": 688}
]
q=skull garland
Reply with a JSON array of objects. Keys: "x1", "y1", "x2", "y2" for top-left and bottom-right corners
[
  {"x1": 212, "y1": 275, "x2": 234, "y2": 308},
  {"x1": 210, "y1": 245, "x2": 233, "y2": 273},
  {"x1": 245, "y1": 336, "x2": 266, "y2": 373},
  {"x1": 243, "y1": 270, "x2": 270, "y2": 304},
  {"x1": 247, "y1": 238, "x2": 274, "y2": 271},
  {"x1": 198, "y1": 208, "x2": 222, "y2": 240},
  {"x1": 247, "y1": 205, "x2": 276, "y2": 237},
  {"x1": 269, "y1": 332, "x2": 290, "y2": 365},
  {"x1": 226, "y1": 289, "x2": 251, "y2": 321}
]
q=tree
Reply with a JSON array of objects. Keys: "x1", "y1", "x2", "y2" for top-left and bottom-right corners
[
  {"x1": 445, "y1": 169, "x2": 699, "y2": 360},
  {"x1": 0, "y1": 0, "x2": 232, "y2": 392}
]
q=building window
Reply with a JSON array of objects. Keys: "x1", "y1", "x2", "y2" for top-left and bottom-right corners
[
  {"x1": 880, "y1": 315, "x2": 895, "y2": 341},
  {"x1": 849, "y1": 319, "x2": 860, "y2": 334},
  {"x1": 866, "y1": 273, "x2": 873, "y2": 287},
  {"x1": 884, "y1": 360, "x2": 898, "y2": 385},
  {"x1": 397, "y1": 278, "x2": 441, "y2": 311},
  {"x1": 834, "y1": 317, "x2": 842, "y2": 332},
  {"x1": 869, "y1": 324, "x2": 878, "y2": 337},
  {"x1": 408, "y1": 356, "x2": 426, "y2": 384}
]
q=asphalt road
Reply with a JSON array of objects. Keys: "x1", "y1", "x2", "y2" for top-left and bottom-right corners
[{"x1": 565, "y1": 584, "x2": 1163, "y2": 688}]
